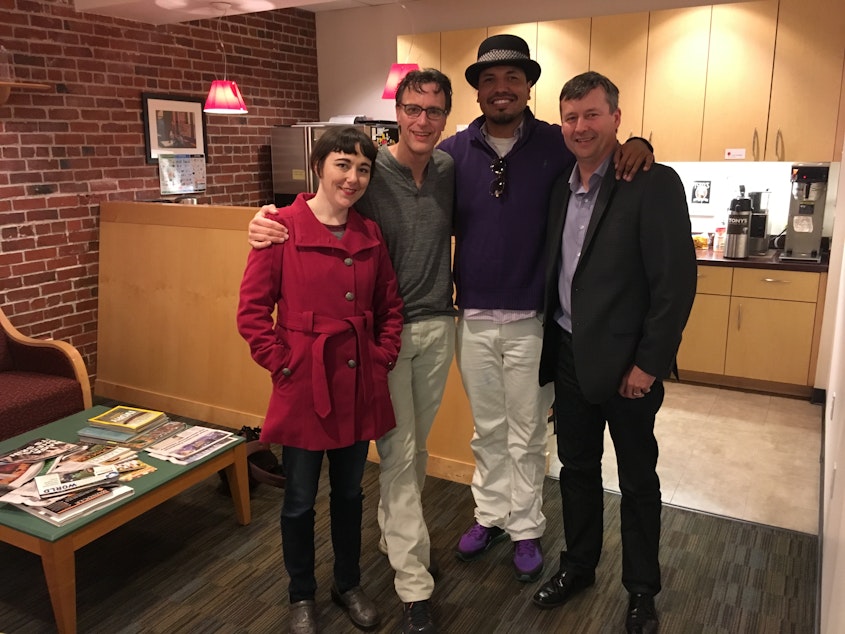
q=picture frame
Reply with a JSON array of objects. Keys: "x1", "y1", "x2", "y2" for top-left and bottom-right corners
[{"x1": 141, "y1": 93, "x2": 208, "y2": 164}]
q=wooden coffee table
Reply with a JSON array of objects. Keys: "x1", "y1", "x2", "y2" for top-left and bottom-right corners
[{"x1": 0, "y1": 407, "x2": 250, "y2": 634}]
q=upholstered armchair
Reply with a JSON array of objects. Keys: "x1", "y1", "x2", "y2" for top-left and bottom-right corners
[{"x1": 0, "y1": 306, "x2": 92, "y2": 442}]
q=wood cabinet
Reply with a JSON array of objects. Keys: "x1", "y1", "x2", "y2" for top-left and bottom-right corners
[
  {"x1": 677, "y1": 266, "x2": 732, "y2": 375},
  {"x1": 700, "y1": 0, "x2": 779, "y2": 161},
  {"x1": 396, "y1": 32, "x2": 441, "y2": 74},
  {"x1": 724, "y1": 269, "x2": 821, "y2": 385},
  {"x1": 642, "y1": 6, "x2": 711, "y2": 160},
  {"x1": 439, "y1": 28, "x2": 487, "y2": 139},
  {"x1": 766, "y1": 0, "x2": 845, "y2": 161},
  {"x1": 589, "y1": 12, "x2": 649, "y2": 139},
  {"x1": 534, "y1": 19, "x2": 590, "y2": 124},
  {"x1": 403, "y1": 0, "x2": 845, "y2": 160},
  {"x1": 678, "y1": 265, "x2": 826, "y2": 395}
]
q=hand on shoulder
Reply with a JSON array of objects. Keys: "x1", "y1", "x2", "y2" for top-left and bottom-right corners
[{"x1": 248, "y1": 204, "x2": 289, "y2": 249}]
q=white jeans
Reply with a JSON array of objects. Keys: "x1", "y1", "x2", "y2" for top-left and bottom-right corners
[
  {"x1": 456, "y1": 316, "x2": 554, "y2": 541},
  {"x1": 376, "y1": 316, "x2": 455, "y2": 602}
]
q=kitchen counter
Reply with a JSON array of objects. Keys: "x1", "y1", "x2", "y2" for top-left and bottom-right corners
[{"x1": 695, "y1": 249, "x2": 829, "y2": 273}]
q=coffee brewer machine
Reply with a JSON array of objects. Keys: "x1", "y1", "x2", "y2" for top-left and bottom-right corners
[
  {"x1": 780, "y1": 164, "x2": 829, "y2": 263},
  {"x1": 724, "y1": 186, "x2": 752, "y2": 259},
  {"x1": 748, "y1": 190, "x2": 770, "y2": 256}
]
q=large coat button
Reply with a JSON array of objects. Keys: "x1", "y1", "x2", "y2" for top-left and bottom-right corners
[
  {"x1": 281, "y1": 368, "x2": 292, "y2": 376},
  {"x1": 347, "y1": 359, "x2": 357, "y2": 368},
  {"x1": 345, "y1": 292, "x2": 355, "y2": 301},
  {"x1": 343, "y1": 257, "x2": 353, "y2": 266}
]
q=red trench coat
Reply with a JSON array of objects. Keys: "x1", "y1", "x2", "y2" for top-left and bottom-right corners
[{"x1": 237, "y1": 194, "x2": 403, "y2": 450}]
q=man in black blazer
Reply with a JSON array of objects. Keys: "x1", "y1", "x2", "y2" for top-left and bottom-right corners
[{"x1": 533, "y1": 72, "x2": 697, "y2": 634}]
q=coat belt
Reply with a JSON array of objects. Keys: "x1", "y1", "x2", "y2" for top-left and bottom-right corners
[{"x1": 279, "y1": 310, "x2": 374, "y2": 419}]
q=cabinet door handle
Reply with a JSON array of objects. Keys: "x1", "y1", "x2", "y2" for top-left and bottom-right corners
[
  {"x1": 737, "y1": 303, "x2": 742, "y2": 331},
  {"x1": 752, "y1": 128, "x2": 759, "y2": 161},
  {"x1": 648, "y1": 131, "x2": 652, "y2": 145},
  {"x1": 761, "y1": 277, "x2": 790, "y2": 284},
  {"x1": 775, "y1": 128, "x2": 784, "y2": 161}
]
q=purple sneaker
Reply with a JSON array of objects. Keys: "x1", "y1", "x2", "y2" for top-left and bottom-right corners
[
  {"x1": 513, "y1": 538, "x2": 544, "y2": 582},
  {"x1": 456, "y1": 522, "x2": 507, "y2": 561}
]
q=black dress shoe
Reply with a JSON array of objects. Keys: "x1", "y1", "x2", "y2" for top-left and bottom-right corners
[
  {"x1": 626, "y1": 593, "x2": 658, "y2": 634},
  {"x1": 532, "y1": 569, "x2": 595, "y2": 609},
  {"x1": 403, "y1": 600, "x2": 437, "y2": 634}
]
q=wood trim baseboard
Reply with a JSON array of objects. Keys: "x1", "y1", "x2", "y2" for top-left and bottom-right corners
[
  {"x1": 93, "y1": 381, "x2": 265, "y2": 430},
  {"x1": 675, "y1": 371, "x2": 814, "y2": 399},
  {"x1": 366, "y1": 441, "x2": 474, "y2": 485}
]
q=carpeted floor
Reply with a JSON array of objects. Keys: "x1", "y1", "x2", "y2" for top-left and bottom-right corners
[{"x1": 0, "y1": 457, "x2": 817, "y2": 633}]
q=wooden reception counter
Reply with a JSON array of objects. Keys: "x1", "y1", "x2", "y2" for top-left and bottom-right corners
[{"x1": 96, "y1": 202, "x2": 476, "y2": 483}]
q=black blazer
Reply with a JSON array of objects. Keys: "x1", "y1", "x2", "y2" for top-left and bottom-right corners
[{"x1": 538, "y1": 162, "x2": 697, "y2": 403}]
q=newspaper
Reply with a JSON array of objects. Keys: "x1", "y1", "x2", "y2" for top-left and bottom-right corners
[{"x1": 146, "y1": 426, "x2": 237, "y2": 464}]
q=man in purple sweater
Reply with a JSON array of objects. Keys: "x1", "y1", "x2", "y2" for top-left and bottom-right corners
[{"x1": 438, "y1": 34, "x2": 653, "y2": 582}]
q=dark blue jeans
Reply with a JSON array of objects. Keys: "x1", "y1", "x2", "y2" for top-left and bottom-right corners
[{"x1": 281, "y1": 441, "x2": 369, "y2": 603}]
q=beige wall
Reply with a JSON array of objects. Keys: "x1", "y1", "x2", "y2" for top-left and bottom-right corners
[{"x1": 821, "y1": 141, "x2": 845, "y2": 633}]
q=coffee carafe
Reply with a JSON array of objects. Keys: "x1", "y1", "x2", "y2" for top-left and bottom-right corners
[
  {"x1": 780, "y1": 164, "x2": 828, "y2": 263},
  {"x1": 724, "y1": 186, "x2": 751, "y2": 259},
  {"x1": 748, "y1": 190, "x2": 770, "y2": 256}
]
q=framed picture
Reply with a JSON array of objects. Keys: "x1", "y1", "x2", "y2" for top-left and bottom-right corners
[{"x1": 141, "y1": 93, "x2": 207, "y2": 164}]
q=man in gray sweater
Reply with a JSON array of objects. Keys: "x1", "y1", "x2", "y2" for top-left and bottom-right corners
[{"x1": 248, "y1": 69, "x2": 455, "y2": 634}]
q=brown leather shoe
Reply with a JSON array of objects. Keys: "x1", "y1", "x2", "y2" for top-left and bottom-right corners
[
  {"x1": 289, "y1": 600, "x2": 318, "y2": 634},
  {"x1": 331, "y1": 585, "x2": 380, "y2": 630}
]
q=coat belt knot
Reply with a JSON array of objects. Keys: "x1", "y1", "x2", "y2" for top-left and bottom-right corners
[{"x1": 279, "y1": 310, "x2": 374, "y2": 418}]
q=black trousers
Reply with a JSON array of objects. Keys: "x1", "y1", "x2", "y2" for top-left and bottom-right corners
[
  {"x1": 551, "y1": 325, "x2": 663, "y2": 596},
  {"x1": 281, "y1": 441, "x2": 369, "y2": 603}
]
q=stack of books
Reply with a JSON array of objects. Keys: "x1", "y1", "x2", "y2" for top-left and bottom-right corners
[{"x1": 77, "y1": 406, "x2": 187, "y2": 450}]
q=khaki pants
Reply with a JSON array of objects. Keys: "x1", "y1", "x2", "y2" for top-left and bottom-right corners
[
  {"x1": 376, "y1": 316, "x2": 455, "y2": 602},
  {"x1": 457, "y1": 316, "x2": 554, "y2": 540}
]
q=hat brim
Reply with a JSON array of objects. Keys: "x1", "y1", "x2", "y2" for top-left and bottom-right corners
[{"x1": 465, "y1": 59, "x2": 541, "y2": 89}]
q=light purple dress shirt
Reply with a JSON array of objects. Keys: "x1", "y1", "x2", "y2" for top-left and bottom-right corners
[{"x1": 555, "y1": 155, "x2": 612, "y2": 333}]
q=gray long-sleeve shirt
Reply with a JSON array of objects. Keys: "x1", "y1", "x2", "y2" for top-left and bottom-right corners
[{"x1": 354, "y1": 146, "x2": 456, "y2": 323}]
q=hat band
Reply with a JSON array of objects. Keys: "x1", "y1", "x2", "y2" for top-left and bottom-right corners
[{"x1": 475, "y1": 49, "x2": 532, "y2": 64}]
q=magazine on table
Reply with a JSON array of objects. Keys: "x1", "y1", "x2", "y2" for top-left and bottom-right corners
[
  {"x1": 77, "y1": 425, "x2": 137, "y2": 444},
  {"x1": 87, "y1": 406, "x2": 167, "y2": 432},
  {"x1": 62, "y1": 445, "x2": 137, "y2": 467},
  {"x1": 77, "y1": 418, "x2": 181, "y2": 449},
  {"x1": 15, "y1": 484, "x2": 134, "y2": 526},
  {"x1": 33, "y1": 465, "x2": 120, "y2": 499},
  {"x1": 0, "y1": 460, "x2": 44, "y2": 490},
  {"x1": 146, "y1": 426, "x2": 236, "y2": 461},
  {"x1": 0, "y1": 438, "x2": 81, "y2": 464},
  {"x1": 114, "y1": 459, "x2": 157, "y2": 481},
  {"x1": 118, "y1": 420, "x2": 187, "y2": 451},
  {"x1": 148, "y1": 435, "x2": 239, "y2": 465}
]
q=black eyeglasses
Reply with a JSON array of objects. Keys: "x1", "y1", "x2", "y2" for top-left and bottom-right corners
[
  {"x1": 397, "y1": 103, "x2": 447, "y2": 121},
  {"x1": 489, "y1": 157, "x2": 506, "y2": 198}
]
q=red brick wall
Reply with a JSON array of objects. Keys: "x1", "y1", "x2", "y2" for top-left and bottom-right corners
[{"x1": 0, "y1": 0, "x2": 319, "y2": 383}]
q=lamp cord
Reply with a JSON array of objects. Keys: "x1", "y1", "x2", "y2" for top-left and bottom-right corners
[
  {"x1": 399, "y1": 2, "x2": 415, "y2": 63},
  {"x1": 213, "y1": 1, "x2": 230, "y2": 81}
]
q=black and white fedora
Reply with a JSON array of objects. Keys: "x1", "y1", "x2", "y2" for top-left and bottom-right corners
[{"x1": 464, "y1": 34, "x2": 542, "y2": 89}]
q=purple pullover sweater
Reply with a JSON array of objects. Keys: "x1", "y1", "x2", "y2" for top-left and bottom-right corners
[{"x1": 438, "y1": 108, "x2": 576, "y2": 312}]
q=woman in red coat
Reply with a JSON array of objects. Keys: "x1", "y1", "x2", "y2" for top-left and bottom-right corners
[{"x1": 237, "y1": 126, "x2": 403, "y2": 634}]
